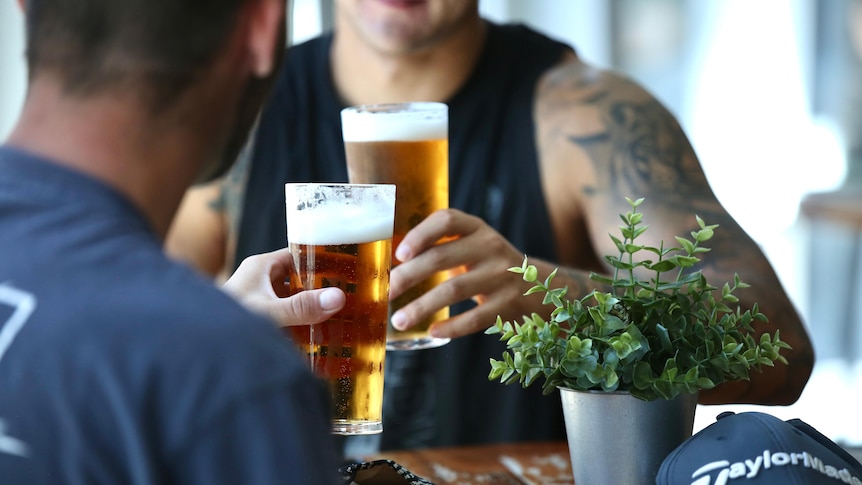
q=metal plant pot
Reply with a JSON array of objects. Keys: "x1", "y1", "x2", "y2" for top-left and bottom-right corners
[{"x1": 559, "y1": 388, "x2": 698, "y2": 485}]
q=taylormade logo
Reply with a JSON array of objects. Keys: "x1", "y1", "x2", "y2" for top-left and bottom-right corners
[{"x1": 690, "y1": 449, "x2": 862, "y2": 485}]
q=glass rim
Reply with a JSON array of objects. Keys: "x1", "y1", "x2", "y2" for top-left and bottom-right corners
[
  {"x1": 340, "y1": 101, "x2": 447, "y2": 116},
  {"x1": 284, "y1": 182, "x2": 396, "y2": 189}
]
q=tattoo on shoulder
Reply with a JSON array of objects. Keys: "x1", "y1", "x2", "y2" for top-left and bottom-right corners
[{"x1": 564, "y1": 87, "x2": 709, "y2": 207}]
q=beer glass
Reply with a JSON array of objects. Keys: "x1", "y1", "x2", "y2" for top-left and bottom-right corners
[
  {"x1": 284, "y1": 183, "x2": 395, "y2": 435},
  {"x1": 341, "y1": 102, "x2": 451, "y2": 351}
]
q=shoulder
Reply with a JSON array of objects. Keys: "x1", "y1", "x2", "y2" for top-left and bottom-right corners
[
  {"x1": 122, "y1": 264, "x2": 286, "y2": 351},
  {"x1": 531, "y1": 55, "x2": 705, "y2": 228},
  {"x1": 66, "y1": 256, "x2": 290, "y2": 369},
  {"x1": 533, "y1": 54, "x2": 692, "y2": 182},
  {"x1": 101, "y1": 266, "x2": 316, "y2": 428},
  {"x1": 535, "y1": 54, "x2": 662, "y2": 136}
]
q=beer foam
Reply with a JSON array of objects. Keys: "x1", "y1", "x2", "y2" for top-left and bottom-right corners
[
  {"x1": 288, "y1": 204, "x2": 394, "y2": 246},
  {"x1": 341, "y1": 103, "x2": 447, "y2": 142}
]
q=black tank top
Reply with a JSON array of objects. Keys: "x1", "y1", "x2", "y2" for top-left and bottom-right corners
[{"x1": 239, "y1": 22, "x2": 573, "y2": 450}]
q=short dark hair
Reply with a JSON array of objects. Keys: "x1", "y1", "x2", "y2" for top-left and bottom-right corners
[{"x1": 23, "y1": 0, "x2": 244, "y2": 108}]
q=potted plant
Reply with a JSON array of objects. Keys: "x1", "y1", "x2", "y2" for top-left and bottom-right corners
[{"x1": 486, "y1": 197, "x2": 790, "y2": 484}]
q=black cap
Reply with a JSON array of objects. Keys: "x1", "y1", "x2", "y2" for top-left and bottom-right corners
[{"x1": 657, "y1": 411, "x2": 862, "y2": 484}]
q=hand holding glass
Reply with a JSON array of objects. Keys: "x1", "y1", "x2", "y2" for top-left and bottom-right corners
[
  {"x1": 341, "y1": 102, "x2": 450, "y2": 351},
  {"x1": 284, "y1": 183, "x2": 395, "y2": 435}
]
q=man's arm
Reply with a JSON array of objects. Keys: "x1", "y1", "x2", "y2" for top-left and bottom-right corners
[
  {"x1": 165, "y1": 135, "x2": 254, "y2": 280},
  {"x1": 385, "y1": 53, "x2": 813, "y2": 405},
  {"x1": 534, "y1": 56, "x2": 814, "y2": 405},
  {"x1": 165, "y1": 180, "x2": 229, "y2": 278}
]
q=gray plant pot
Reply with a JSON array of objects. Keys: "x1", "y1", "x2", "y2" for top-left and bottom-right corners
[{"x1": 559, "y1": 388, "x2": 698, "y2": 485}]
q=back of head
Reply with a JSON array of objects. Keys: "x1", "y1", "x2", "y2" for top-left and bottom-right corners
[{"x1": 22, "y1": 0, "x2": 244, "y2": 110}]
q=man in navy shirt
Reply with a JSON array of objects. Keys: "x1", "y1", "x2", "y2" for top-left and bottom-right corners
[{"x1": 0, "y1": 0, "x2": 344, "y2": 483}]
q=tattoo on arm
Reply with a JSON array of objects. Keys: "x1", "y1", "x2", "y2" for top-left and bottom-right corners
[
  {"x1": 569, "y1": 97, "x2": 705, "y2": 206},
  {"x1": 564, "y1": 83, "x2": 741, "y2": 274}
]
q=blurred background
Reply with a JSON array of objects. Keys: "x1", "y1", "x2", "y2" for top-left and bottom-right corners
[{"x1": 3, "y1": 0, "x2": 861, "y2": 443}]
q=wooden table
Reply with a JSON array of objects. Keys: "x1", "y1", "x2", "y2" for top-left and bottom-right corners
[{"x1": 363, "y1": 441, "x2": 574, "y2": 485}]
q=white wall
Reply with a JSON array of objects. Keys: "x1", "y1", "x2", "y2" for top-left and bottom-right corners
[
  {"x1": 0, "y1": 1, "x2": 26, "y2": 140},
  {"x1": 479, "y1": 0, "x2": 612, "y2": 68}
]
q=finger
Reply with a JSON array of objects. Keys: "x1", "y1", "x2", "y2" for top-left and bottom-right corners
[
  {"x1": 391, "y1": 268, "x2": 487, "y2": 330},
  {"x1": 389, "y1": 226, "x2": 494, "y2": 300},
  {"x1": 225, "y1": 247, "x2": 295, "y2": 295},
  {"x1": 390, "y1": 243, "x2": 463, "y2": 301},
  {"x1": 392, "y1": 252, "x2": 536, "y2": 333},
  {"x1": 428, "y1": 282, "x2": 535, "y2": 340},
  {"x1": 265, "y1": 287, "x2": 346, "y2": 327},
  {"x1": 265, "y1": 248, "x2": 296, "y2": 298},
  {"x1": 429, "y1": 303, "x2": 502, "y2": 340},
  {"x1": 395, "y1": 209, "x2": 481, "y2": 263},
  {"x1": 265, "y1": 246, "x2": 295, "y2": 266},
  {"x1": 389, "y1": 229, "x2": 516, "y2": 300}
]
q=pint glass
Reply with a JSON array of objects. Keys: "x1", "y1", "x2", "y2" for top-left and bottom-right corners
[
  {"x1": 284, "y1": 183, "x2": 395, "y2": 435},
  {"x1": 341, "y1": 102, "x2": 450, "y2": 351}
]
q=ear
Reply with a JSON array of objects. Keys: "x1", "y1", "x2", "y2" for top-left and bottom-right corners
[
  {"x1": 17, "y1": 0, "x2": 26, "y2": 12},
  {"x1": 244, "y1": 0, "x2": 286, "y2": 77}
]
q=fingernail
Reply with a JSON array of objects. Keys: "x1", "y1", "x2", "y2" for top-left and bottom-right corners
[
  {"x1": 391, "y1": 311, "x2": 407, "y2": 330},
  {"x1": 395, "y1": 243, "x2": 411, "y2": 263},
  {"x1": 319, "y1": 289, "x2": 344, "y2": 312}
]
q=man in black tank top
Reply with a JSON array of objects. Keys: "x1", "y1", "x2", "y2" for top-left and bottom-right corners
[{"x1": 168, "y1": 0, "x2": 814, "y2": 455}]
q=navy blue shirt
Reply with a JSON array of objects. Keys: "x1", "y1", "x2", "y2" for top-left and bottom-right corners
[{"x1": 0, "y1": 147, "x2": 340, "y2": 484}]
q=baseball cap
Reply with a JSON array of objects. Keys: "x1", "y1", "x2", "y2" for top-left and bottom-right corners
[{"x1": 657, "y1": 411, "x2": 862, "y2": 484}]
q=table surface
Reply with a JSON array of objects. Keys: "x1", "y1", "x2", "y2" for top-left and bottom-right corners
[{"x1": 365, "y1": 441, "x2": 574, "y2": 485}]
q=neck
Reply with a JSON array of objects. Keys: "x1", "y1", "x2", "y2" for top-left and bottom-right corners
[
  {"x1": 5, "y1": 78, "x2": 228, "y2": 240},
  {"x1": 331, "y1": 18, "x2": 487, "y2": 105}
]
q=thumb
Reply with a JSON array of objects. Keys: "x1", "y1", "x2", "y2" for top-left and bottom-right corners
[{"x1": 262, "y1": 287, "x2": 346, "y2": 327}]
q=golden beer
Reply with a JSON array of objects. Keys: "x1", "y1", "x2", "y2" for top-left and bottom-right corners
[
  {"x1": 284, "y1": 183, "x2": 395, "y2": 435},
  {"x1": 341, "y1": 103, "x2": 451, "y2": 351}
]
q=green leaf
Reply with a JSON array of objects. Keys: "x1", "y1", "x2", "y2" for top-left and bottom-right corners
[
  {"x1": 605, "y1": 256, "x2": 634, "y2": 270},
  {"x1": 694, "y1": 228, "x2": 714, "y2": 242},
  {"x1": 675, "y1": 236, "x2": 694, "y2": 254},
  {"x1": 697, "y1": 377, "x2": 716, "y2": 389},
  {"x1": 668, "y1": 255, "x2": 700, "y2": 268},
  {"x1": 624, "y1": 243, "x2": 644, "y2": 254},
  {"x1": 544, "y1": 268, "x2": 559, "y2": 288},
  {"x1": 633, "y1": 361, "x2": 653, "y2": 389},
  {"x1": 656, "y1": 324, "x2": 672, "y2": 353},
  {"x1": 647, "y1": 260, "x2": 678, "y2": 272},
  {"x1": 523, "y1": 265, "x2": 538, "y2": 283},
  {"x1": 602, "y1": 315, "x2": 626, "y2": 334},
  {"x1": 632, "y1": 225, "x2": 649, "y2": 239}
]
